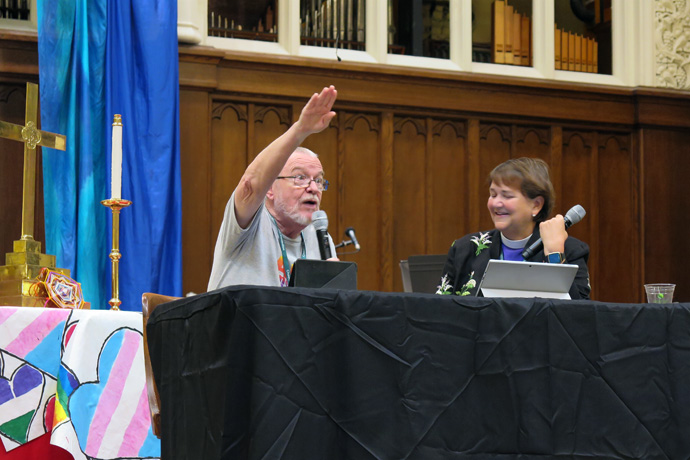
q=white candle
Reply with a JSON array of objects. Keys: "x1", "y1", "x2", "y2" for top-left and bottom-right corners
[{"x1": 111, "y1": 114, "x2": 123, "y2": 199}]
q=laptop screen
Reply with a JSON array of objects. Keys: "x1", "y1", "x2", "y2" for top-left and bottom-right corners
[
  {"x1": 477, "y1": 259, "x2": 578, "y2": 299},
  {"x1": 289, "y1": 259, "x2": 358, "y2": 290}
]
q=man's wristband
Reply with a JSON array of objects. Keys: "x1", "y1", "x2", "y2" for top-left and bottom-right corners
[{"x1": 545, "y1": 252, "x2": 566, "y2": 264}]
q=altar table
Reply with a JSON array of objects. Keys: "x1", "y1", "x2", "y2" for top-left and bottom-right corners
[{"x1": 0, "y1": 307, "x2": 161, "y2": 460}]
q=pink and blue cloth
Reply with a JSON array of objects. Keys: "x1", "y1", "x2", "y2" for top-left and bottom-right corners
[{"x1": 0, "y1": 307, "x2": 160, "y2": 459}]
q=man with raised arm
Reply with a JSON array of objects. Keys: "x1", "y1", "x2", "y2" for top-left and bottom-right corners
[{"x1": 208, "y1": 86, "x2": 339, "y2": 290}]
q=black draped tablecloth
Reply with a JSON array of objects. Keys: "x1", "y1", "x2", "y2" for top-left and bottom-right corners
[{"x1": 147, "y1": 286, "x2": 690, "y2": 460}]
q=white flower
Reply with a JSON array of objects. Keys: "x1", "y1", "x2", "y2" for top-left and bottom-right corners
[
  {"x1": 436, "y1": 274, "x2": 453, "y2": 295},
  {"x1": 471, "y1": 232, "x2": 492, "y2": 256}
]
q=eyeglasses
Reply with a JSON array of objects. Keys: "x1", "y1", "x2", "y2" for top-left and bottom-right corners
[{"x1": 276, "y1": 175, "x2": 329, "y2": 191}]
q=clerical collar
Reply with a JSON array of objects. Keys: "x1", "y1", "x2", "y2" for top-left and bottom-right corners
[{"x1": 501, "y1": 232, "x2": 531, "y2": 249}]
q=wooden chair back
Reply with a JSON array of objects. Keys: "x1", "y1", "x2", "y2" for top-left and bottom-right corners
[{"x1": 142, "y1": 292, "x2": 181, "y2": 438}]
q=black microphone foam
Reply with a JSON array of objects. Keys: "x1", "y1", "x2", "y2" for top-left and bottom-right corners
[
  {"x1": 345, "y1": 227, "x2": 361, "y2": 251},
  {"x1": 521, "y1": 204, "x2": 586, "y2": 259},
  {"x1": 312, "y1": 210, "x2": 332, "y2": 260}
]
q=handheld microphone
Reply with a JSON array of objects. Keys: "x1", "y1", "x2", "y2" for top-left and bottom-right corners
[
  {"x1": 521, "y1": 204, "x2": 586, "y2": 259},
  {"x1": 344, "y1": 227, "x2": 361, "y2": 251},
  {"x1": 311, "y1": 210, "x2": 332, "y2": 260}
]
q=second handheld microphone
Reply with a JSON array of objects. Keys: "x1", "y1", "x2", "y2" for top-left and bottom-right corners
[
  {"x1": 521, "y1": 204, "x2": 586, "y2": 259},
  {"x1": 311, "y1": 210, "x2": 332, "y2": 260}
]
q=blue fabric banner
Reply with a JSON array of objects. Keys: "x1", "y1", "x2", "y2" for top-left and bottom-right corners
[
  {"x1": 37, "y1": 0, "x2": 109, "y2": 309},
  {"x1": 37, "y1": 0, "x2": 182, "y2": 310},
  {"x1": 106, "y1": 0, "x2": 182, "y2": 310}
]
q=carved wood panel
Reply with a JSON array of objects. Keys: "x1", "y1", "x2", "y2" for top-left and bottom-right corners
[
  {"x1": 210, "y1": 101, "x2": 249, "y2": 246},
  {"x1": 342, "y1": 113, "x2": 381, "y2": 291},
  {"x1": 428, "y1": 119, "x2": 467, "y2": 256},
  {"x1": 562, "y1": 130, "x2": 596, "y2": 298},
  {"x1": 597, "y1": 133, "x2": 638, "y2": 303},
  {"x1": 393, "y1": 116, "x2": 427, "y2": 293},
  {"x1": 514, "y1": 126, "x2": 550, "y2": 161},
  {"x1": 252, "y1": 105, "x2": 290, "y2": 164},
  {"x1": 642, "y1": 128, "x2": 690, "y2": 301},
  {"x1": 180, "y1": 90, "x2": 212, "y2": 293},
  {"x1": 0, "y1": 83, "x2": 45, "y2": 261}
]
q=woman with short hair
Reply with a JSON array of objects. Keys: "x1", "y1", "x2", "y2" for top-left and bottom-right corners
[{"x1": 438, "y1": 157, "x2": 591, "y2": 299}]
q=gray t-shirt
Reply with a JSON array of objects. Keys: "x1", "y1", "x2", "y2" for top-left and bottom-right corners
[{"x1": 208, "y1": 192, "x2": 336, "y2": 291}]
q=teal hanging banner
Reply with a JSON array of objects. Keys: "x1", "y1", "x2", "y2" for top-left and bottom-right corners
[{"x1": 37, "y1": 0, "x2": 108, "y2": 309}]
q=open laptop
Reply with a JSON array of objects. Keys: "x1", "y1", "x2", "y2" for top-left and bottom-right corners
[
  {"x1": 289, "y1": 259, "x2": 358, "y2": 290},
  {"x1": 477, "y1": 259, "x2": 578, "y2": 299},
  {"x1": 400, "y1": 254, "x2": 447, "y2": 294}
]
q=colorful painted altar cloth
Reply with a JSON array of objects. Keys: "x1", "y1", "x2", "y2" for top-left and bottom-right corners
[{"x1": 0, "y1": 307, "x2": 160, "y2": 459}]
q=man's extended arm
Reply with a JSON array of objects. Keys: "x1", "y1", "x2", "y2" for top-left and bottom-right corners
[{"x1": 233, "y1": 86, "x2": 337, "y2": 229}]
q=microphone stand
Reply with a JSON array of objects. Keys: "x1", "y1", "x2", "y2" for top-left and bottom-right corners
[{"x1": 334, "y1": 238, "x2": 360, "y2": 254}]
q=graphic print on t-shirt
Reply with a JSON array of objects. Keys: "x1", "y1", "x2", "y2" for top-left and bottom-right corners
[{"x1": 277, "y1": 256, "x2": 288, "y2": 287}]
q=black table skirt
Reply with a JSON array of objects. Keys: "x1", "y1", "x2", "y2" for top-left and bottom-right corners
[{"x1": 147, "y1": 286, "x2": 690, "y2": 460}]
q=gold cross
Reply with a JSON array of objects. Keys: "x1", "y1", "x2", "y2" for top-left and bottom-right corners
[{"x1": 0, "y1": 82, "x2": 66, "y2": 241}]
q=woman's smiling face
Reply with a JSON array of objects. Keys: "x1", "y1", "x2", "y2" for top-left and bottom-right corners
[{"x1": 487, "y1": 180, "x2": 543, "y2": 240}]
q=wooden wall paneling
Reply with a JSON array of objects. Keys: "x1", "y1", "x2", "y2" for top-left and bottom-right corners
[
  {"x1": 209, "y1": 101, "x2": 249, "y2": 251},
  {"x1": 0, "y1": 84, "x2": 27, "y2": 257},
  {"x1": 642, "y1": 128, "x2": 672, "y2": 287},
  {"x1": 290, "y1": 103, "x2": 301, "y2": 124},
  {"x1": 180, "y1": 90, "x2": 212, "y2": 295},
  {"x1": 246, "y1": 103, "x2": 255, "y2": 165},
  {"x1": 478, "y1": 123, "x2": 512, "y2": 231},
  {"x1": 597, "y1": 133, "x2": 636, "y2": 303},
  {"x1": 253, "y1": 104, "x2": 291, "y2": 164},
  {"x1": 630, "y1": 132, "x2": 642, "y2": 302},
  {"x1": 380, "y1": 112, "x2": 394, "y2": 291},
  {"x1": 211, "y1": 55, "x2": 635, "y2": 126},
  {"x1": 337, "y1": 111, "x2": 349, "y2": 252},
  {"x1": 588, "y1": 133, "x2": 600, "y2": 301},
  {"x1": 637, "y1": 129, "x2": 646, "y2": 294},
  {"x1": 561, "y1": 130, "x2": 596, "y2": 299},
  {"x1": 0, "y1": 33, "x2": 39, "y2": 80},
  {"x1": 514, "y1": 126, "x2": 550, "y2": 162},
  {"x1": 392, "y1": 116, "x2": 427, "y2": 292},
  {"x1": 428, "y1": 118, "x2": 467, "y2": 255},
  {"x1": 342, "y1": 112, "x2": 381, "y2": 291},
  {"x1": 467, "y1": 119, "x2": 481, "y2": 231},
  {"x1": 425, "y1": 118, "x2": 434, "y2": 255},
  {"x1": 642, "y1": 128, "x2": 690, "y2": 302},
  {"x1": 549, "y1": 126, "x2": 563, "y2": 214},
  {"x1": 0, "y1": 83, "x2": 45, "y2": 260}
]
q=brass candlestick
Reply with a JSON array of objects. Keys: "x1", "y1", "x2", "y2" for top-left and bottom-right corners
[{"x1": 101, "y1": 198, "x2": 131, "y2": 310}]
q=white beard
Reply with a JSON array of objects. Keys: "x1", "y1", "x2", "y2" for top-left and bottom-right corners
[{"x1": 272, "y1": 194, "x2": 315, "y2": 227}]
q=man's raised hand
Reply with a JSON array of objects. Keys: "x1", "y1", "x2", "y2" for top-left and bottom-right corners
[{"x1": 296, "y1": 86, "x2": 338, "y2": 138}]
